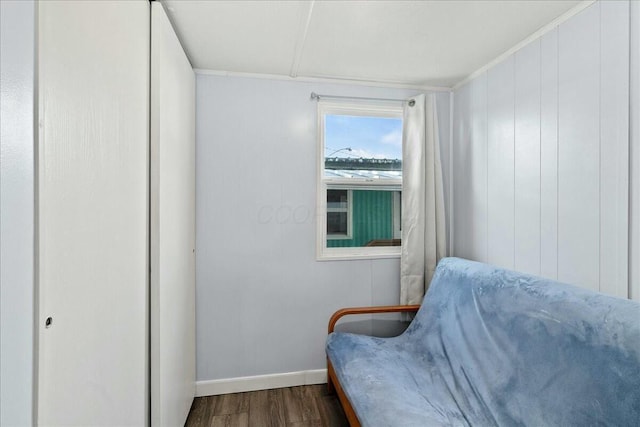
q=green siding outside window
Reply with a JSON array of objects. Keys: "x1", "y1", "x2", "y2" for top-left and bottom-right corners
[{"x1": 327, "y1": 190, "x2": 394, "y2": 247}]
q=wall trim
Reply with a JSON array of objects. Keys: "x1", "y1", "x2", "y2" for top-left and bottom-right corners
[
  {"x1": 195, "y1": 369, "x2": 328, "y2": 397},
  {"x1": 452, "y1": 0, "x2": 597, "y2": 90},
  {"x1": 194, "y1": 68, "x2": 451, "y2": 93}
]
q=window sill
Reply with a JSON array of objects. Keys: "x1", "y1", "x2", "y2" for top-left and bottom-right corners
[
  {"x1": 327, "y1": 235, "x2": 352, "y2": 241},
  {"x1": 316, "y1": 247, "x2": 401, "y2": 261}
]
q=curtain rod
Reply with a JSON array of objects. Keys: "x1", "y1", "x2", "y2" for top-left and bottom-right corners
[{"x1": 310, "y1": 92, "x2": 415, "y2": 106}]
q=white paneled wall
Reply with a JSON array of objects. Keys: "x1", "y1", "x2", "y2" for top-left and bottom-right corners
[
  {"x1": 486, "y1": 57, "x2": 514, "y2": 268},
  {"x1": 0, "y1": 1, "x2": 35, "y2": 424},
  {"x1": 557, "y1": 3, "x2": 601, "y2": 291},
  {"x1": 514, "y1": 41, "x2": 541, "y2": 275},
  {"x1": 470, "y1": 73, "x2": 489, "y2": 262},
  {"x1": 452, "y1": 83, "x2": 468, "y2": 260},
  {"x1": 600, "y1": 1, "x2": 630, "y2": 298},
  {"x1": 540, "y1": 29, "x2": 559, "y2": 280},
  {"x1": 453, "y1": 1, "x2": 630, "y2": 298},
  {"x1": 150, "y1": 3, "x2": 196, "y2": 426},
  {"x1": 631, "y1": 0, "x2": 640, "y2": 301}
]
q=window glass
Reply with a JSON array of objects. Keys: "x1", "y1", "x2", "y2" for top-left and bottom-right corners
[
  {"x1": 327, "y1": 189, "x2": 349, "y2": 238},
  {"x1": 326, "y1": 189, "x2": 401, "y2": 248},
  {"x1": 317, "y1": 104, "x2": 403, "y2": 259},
  {"x1": 324, "y1": 115, "x2": 402, "y2": 180}
]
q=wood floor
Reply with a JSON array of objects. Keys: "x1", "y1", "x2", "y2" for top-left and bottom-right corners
[{"x1": 185, "y1": 384, "x2": 349, "y2": 427}]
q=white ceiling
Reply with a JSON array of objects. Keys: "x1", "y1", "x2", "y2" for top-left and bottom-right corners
[{"x1": 162, "y1": 0, "x2": 583, "y2": 88}]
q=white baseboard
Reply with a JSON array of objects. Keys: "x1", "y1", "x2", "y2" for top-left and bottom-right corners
[{"x1": 195, "y1": 369, "x2": 327, "y2": 397}]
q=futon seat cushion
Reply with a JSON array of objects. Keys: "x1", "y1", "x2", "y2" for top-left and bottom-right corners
[
  {"x1": 326, "y1": 258, "x2": 640, "y2": 427},
  {"x1": 327, "y1": 332, "x2": 475, "y2": 426}
]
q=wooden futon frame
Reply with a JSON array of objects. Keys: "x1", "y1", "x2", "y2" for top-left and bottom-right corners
[{"x1": 326, "y1": 305, "x2": 421, "y2": 427}]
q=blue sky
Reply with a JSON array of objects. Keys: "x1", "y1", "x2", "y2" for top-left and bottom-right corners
[{"x1": 325, "y1": 114, "x2": 402, "y2": 160}]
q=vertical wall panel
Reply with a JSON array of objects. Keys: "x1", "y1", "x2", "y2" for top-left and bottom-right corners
[
  {"x1": 514, "y1": 40, "x2": 542, "y2": 275},
  {"x1": 540, "y1": 28, "x2": 559, "y2": 280},
  {"x1": 599, "y1": 0, "x2": 629, "y2": 297},
  {"x1": 37, "y1": 1, "x2": 149, "y2": 424},
  {"x1": 631, "y1": 0, "x2": 640, "y2": 301},
  {"x1": 0, "y1": 1, "x2": 35, "y2": 424},
  {"x1": 470, "y1": 74, "x2": 489, "y2": 262},
  {"x1": 435, "y1": 92, "x2": 452, "y2": 252},
  {"x1": 463, "y1": 82, "x2": 474, "y2": 261},
  {"x1": 557, "y1": 3, "x2": 601, "y2": 291},
  {"x1": 453, "y1": 83, "x2": 472, "y2": 259},
  {"x1": 487, "y1": 58, "x2": 515, "y2": 269},
  {"x1": 151, "y1": 3, "x2": 196, "y2": 426}
]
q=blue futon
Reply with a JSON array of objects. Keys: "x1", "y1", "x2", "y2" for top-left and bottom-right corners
[{"x1": 326, "y1": 257, "x2": 640, "y2": 426}]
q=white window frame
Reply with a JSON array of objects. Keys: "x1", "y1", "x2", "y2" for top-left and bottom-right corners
[{"x1": 316, "y1": 101, "x2": 403, "y2": 261}]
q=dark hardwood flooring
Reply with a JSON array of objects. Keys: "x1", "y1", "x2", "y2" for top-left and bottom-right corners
[{"x1": 185, "y1": 384, "x2": 349, "y2": 427}]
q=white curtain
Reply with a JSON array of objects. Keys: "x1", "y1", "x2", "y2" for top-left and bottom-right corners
[{"x1": 400, "y1": 93, "x2": 447, "y2": 305}]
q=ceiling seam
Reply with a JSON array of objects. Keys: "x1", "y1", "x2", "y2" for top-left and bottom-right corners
[
  {"x1": 193, "y1": 68, "x2": 451, "y2": 92},
  {"x1": 289, "y1": 0, "x2": 315, "y2": 78}
]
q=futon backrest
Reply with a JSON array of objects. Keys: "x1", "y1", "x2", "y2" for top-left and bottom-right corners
[{"x1": 404, "y1": 257, "x2": 640, "y2": 426}]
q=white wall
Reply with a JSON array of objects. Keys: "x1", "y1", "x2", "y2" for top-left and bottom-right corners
[
  {"x1": 196, "y1": 75, "x2": 450, "y2": 384},
  {"x1": 452, "y1": 0, "x2": 632, "y2": 298},
  {"x1": 0, "y1": 1, "x2": 35, "y2": 425},
  {"x1": 630, "y1": 0, "x2": 640, "y2": 301},
  {"x1": 150, "y1": 3, "x2": 196, "y2": 425}
]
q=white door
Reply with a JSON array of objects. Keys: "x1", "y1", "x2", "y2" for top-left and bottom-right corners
[
  {"x1": 37, "y1": 1, "x2": 149, "y2": 424},
  {"x1": 150, "y1": 3, "x2": 196, "y2": 426}
]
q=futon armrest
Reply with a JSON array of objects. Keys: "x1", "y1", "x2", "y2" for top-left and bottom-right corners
[{"x1": 328, "y1": 305, "x2": 421, "y2": 333}]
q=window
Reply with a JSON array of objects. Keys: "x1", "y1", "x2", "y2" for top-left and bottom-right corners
[{"x1": 317, "y1": 102, "x2": 403, "y2": 260}]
